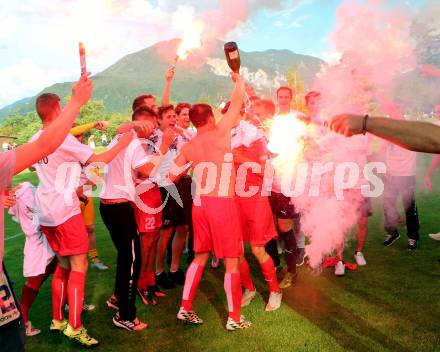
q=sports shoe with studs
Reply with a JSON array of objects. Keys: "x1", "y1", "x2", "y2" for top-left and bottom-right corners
[
  {"x1": 137, "y1": 288, "x2": 157, "y2": 305},
  {"x1": 50, "y1": 319, "x2": 68, "y2": 333},
  {"x1": 335, "y1": 261, "x2": 345, "y2": 276},
  {"x1": 63, "y1": 324, "x2": 99, "y2": 347},
  {"x1": 106, "y1": 295, "x2": 119, "y2": 310},
  {"x1": 25, "y1": 321, "x2": 41, "y2": 336},
  {"x1": 177, "y1": 307, "x2": 203, "y2": 324},
  {"x1": 148, "y1": 285, "x2": 167, "y2": 297},
  {"x1": 241, "y1": 289, "x2": 256, "y2": 307},
  {"x1": 279, "y1": 271, "x2": 296, "y2": 289},
  {"x1": 112, "y1": 312, "x2": 148, "y2": 332},
  {"x1": 354, "y1": 251, "x2": 367, "y2": 266},
  {"x1": 91, "y1": 260, "x2": 109, "y2": 271},
  {"x1": 226, "y1": 316, "x2": 252, "y2": 331},
  {"x1": 383, "y1": 232, "x2": 400, "y2": 246},
  {"x1": 408, "y1": 239, "x2": 417, "y2": 251},
  {"x1": 265, "y1": 291, "x2": 282, "y2": 312}
]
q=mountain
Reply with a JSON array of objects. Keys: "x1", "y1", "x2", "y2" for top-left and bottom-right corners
[{"x1": 0, "y1": 39, "x2": 325, "y2": 119}]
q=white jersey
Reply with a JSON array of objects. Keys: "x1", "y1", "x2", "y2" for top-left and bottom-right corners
[
  {"x1": 30, "y1": 131, "x2": 94, "y2": 227},
  {"x1": 100, "y1": 133, "x2": 151, "y2": 201},
  {"x1": 231, "y1": 120, "x2": 264, "y2": 149},
  {"x1": 150, "y1": 128, "x2": 193, "y2": 186},
  {"x1": 8, "y1": 182, "x2": 55, "y2": 277}
]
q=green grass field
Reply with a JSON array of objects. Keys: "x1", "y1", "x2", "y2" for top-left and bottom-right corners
[{"x1": 3, "y1": 167, "x2": 440, "y2": 352}]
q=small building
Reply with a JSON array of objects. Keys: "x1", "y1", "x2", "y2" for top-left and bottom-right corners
[{"x1": 0, "y1": 135, "x2": 17, "y2": 151}]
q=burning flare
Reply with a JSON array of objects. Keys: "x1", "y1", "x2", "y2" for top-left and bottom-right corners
[
  {"x1": 266, "y1": 113, "x2": 308, "y2": 178},
  {"x1": 176, "y1": 20, "x2": 205, "y2": 61}
]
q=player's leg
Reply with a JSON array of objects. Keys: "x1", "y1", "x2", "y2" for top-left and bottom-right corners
[
  {"x1": 177, "y1": 252, "x2": 209, "y2": 324},
  {"x1": 224, "y1": 257, "x2": 251, "y2": 330},
  {"x1": 293, "y1": 214, "x2": 306, "y2": 266},
  {"x1": 250, "y1": 246, "x2": 282, "y2": 311},
  {"x1": 22, "y1": 259, "x2": 56, "y2": 336},
  {"x1": 278, "y1": 218, "x2": 297, "y2": 288},
  {"x1": 354, "y1": 215, "x2": 368, "y2": 266},
  {"x1": 138, "y1": 231, "x2": 160, "y2": 304},
  {"x1": 383, "y1": 176, "x2": 401, "y2": 246},
  {"x1": 147, "y1": 231, "x2": 165, "y2": 297},
  {"x1": 169, "y1": 224, "x2": 189, "y2": 285},
  {"x1": 402, "y1": 176, "x2": 420, "y2": 250},
  {"x1": 66, "y1": 253, "x2": 88, "y2": 330},
  {"x1": 100, "y1": 202, "x2": 147, "y2": 332},
  {"x1": 50, "y1": 255, "x2": 70, "y2": 330},
  {"x1": 156, "y1": 227, "x2": 175, "y2": 288}
]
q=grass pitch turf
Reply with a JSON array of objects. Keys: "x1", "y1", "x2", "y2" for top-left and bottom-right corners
[{"x1": 3, "y1": 168, "x2": 440, "y2": 352}]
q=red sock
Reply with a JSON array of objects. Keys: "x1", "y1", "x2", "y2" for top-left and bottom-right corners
[
  {"x1": 146, "y1": 271, "x2": 156, "y2": 286},
  {"x1": 224, "y1": 272, "x2": 242, "y2": 322},
  {"x1": 181, "y1": 262, "x2": 204, "y2": 311},
  {"x1": 51, "y1": 266, "x2": 70, "y2": 321},
  {"x1": 260, "y1": 257, "x2": 280, "y2": 293},
  {"x1": 21, "y1": 286, "x2": 37, "y2": 323},
  {"x1": 67, "y1": 271, "x2": 86, "y2": 329},
  {"x1": 137, "y1": 271, "x2": 149, "y2": 290},
  {"x1": 239, "y1": 259, "x2": 255, "y2": 291}
]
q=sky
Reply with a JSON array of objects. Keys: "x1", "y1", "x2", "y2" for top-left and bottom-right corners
[{"x1": 0, "y1": 0, "x2": 427, "y2": 109}]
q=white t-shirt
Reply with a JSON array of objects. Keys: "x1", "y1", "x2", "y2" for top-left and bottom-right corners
[
  {"x1": 335, "y1": 134, "x2": 370, "y2": 189},
  {"x1": 100, "y1": 134, "x2": 151, "y2": 201},
  {"x1": 30, "y1": 131, "x2": 94, "y2": 227},
  {"x1": 8, "y1": 182, "x2": 55, "y2": 277},
  {"x1": 150, "y1": 128, "x2": 193, "y2": 186},
  {"x1": 385, "y1": 142, "x2": 417, "y2": 177},
  {"x1": 231, "y1": 120, "x2": 264, "y2": 149}
]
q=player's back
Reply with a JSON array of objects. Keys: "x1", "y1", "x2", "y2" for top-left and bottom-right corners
[{"x1": 183, "y1": 128, "x2": 235, "y2": 198}]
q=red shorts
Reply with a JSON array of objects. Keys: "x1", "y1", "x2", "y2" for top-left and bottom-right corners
[
  {"x1": 237, "y1": 195, "x2": 277, "y2": 246},
  {"x1": 192, "y1": 196, "x2": 243, "y2": 259},
  {"x1": 132, "y1": 185, "x2": 163, "y2": 233},
  {"x1": 40, "y1": 214, "x2": 88, "y2": 256}
]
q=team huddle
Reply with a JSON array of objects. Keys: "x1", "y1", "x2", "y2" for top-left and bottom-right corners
[{"x1": 4, "y1": 61, "x2": 423, "y2": 348}]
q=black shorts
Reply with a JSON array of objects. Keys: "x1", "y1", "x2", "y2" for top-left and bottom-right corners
[
  {"x1": 269, "y1": 192, "x2": 297, "y2": 219},
  {"x1": 160, "y1": 176, "x2": 193, "y2": 228}
]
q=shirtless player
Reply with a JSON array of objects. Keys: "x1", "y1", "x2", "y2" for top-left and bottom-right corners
[{"x1": 168, "y1": 74, "x2": 251, "y2": 331}]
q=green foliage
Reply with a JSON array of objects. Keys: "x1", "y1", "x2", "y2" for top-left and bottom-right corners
[
  {"x1": 0, "y1": 99, "x2": 130, "y2": 146},
  {"x1": 0, "y1": 111, "x2": 40, "y2": 144}
]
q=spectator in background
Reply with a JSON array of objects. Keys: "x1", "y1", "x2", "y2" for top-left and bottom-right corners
[
  {"x1": 101, "y1": 133, "x2": 108, "y2": 146},
  {"x1": 88, "y1": 135, "x2": 96, "y2": 150}
]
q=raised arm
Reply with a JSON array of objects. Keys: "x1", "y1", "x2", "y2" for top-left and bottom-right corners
[
  {"x1": 329, "y1": 114, "x2": 440, "y2": 154},
  {"x1": 161, "y1": 67, "x2": 175, "y2": 106},
  {"x1": 14, "y1": 74, "x2": 92, "y2": 175},
  {"x1": 217, "y1": 74, "x2": 246, "y2": 135}
]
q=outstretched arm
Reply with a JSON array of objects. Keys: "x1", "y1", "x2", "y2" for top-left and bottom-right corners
[
  {"x1": 161, "y1": 67, "x2": 175, "y2": 106},
  {"x1": 217, "y1": 74, "x2": 245, "y2": 135},
  {"x1": 13, "y1": 74, "x2": 93, "y2": 175},
  {"x1": 86, "y1": 132, "x2": 133, "y2": 165},
  {"x1": 329, "y1": 114, "x2": 440, "y2": 154},
  {"x1": 167, "y1": 148, "x2": 192, "y2": 184},
  {"x1": 70, "y1": 121, "x2": 108, "y2": 136}
]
